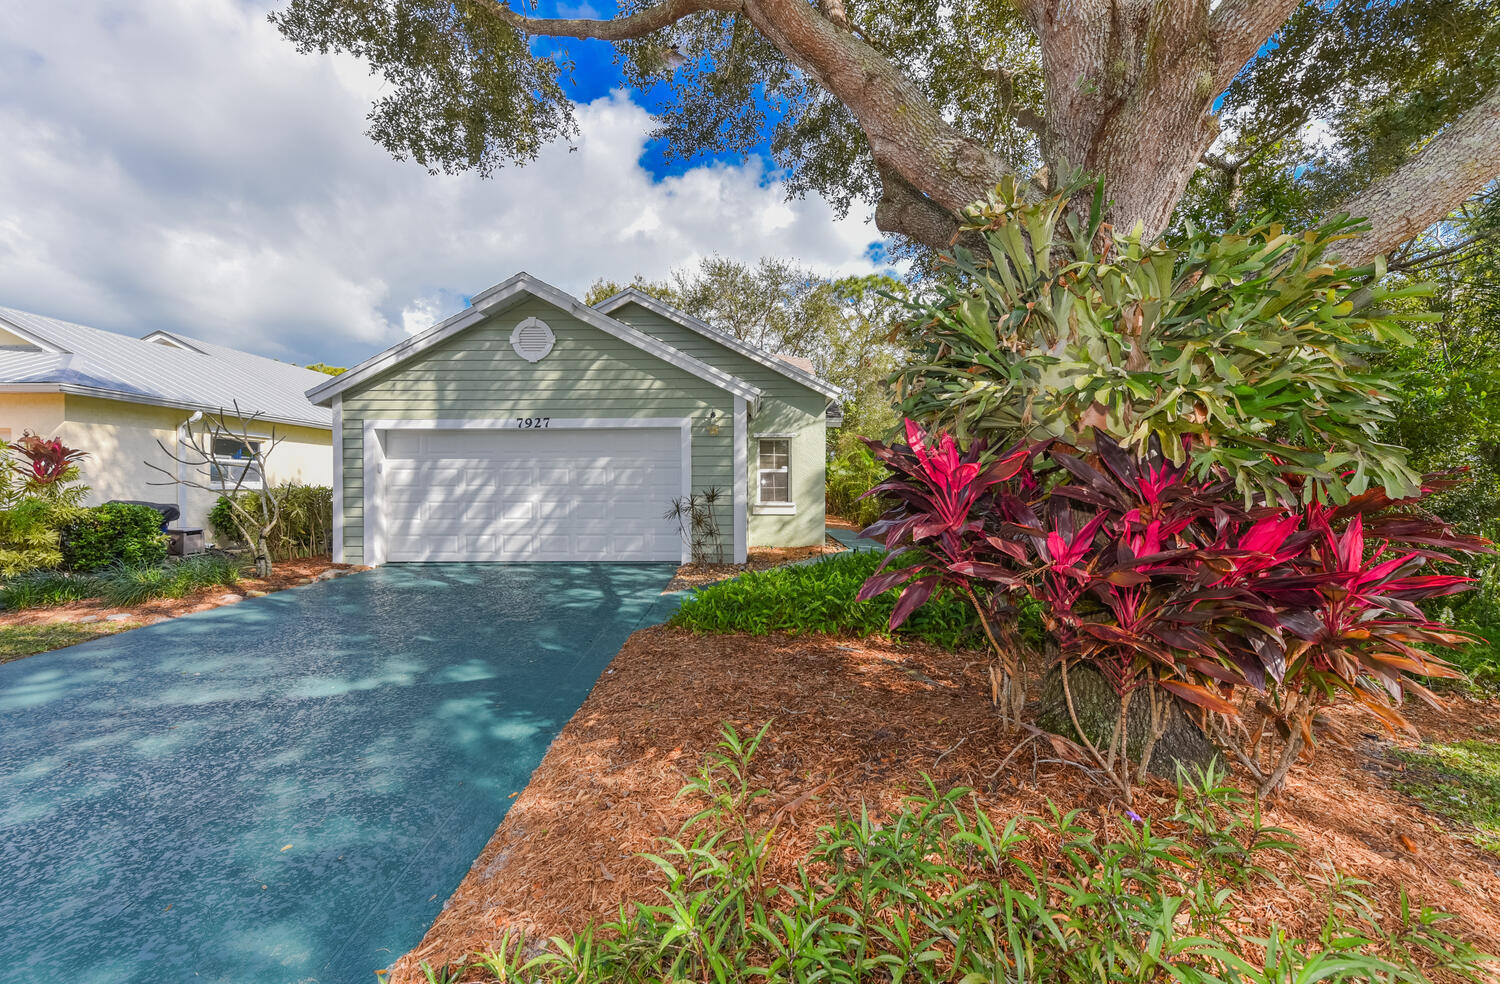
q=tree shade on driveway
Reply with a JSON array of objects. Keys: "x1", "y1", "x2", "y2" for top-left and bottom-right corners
[{"x1": 0, "y1": 563, "x2": 679, "y2": 983}]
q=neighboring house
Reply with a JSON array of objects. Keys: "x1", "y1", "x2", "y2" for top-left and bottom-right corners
[
  {"x1": 0, "y1": 306, "x2": 334, "y2": 534},
  {"x1": 308, "y1": 272, "x2": 841, "y2": 566}
]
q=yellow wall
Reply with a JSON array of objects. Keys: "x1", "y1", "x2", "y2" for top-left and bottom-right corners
[
  {"x1": 0, "y1": 391, "x2": 66, "y2": 443},
  {"x1": 0, "y1": 392, "x2": 332, "y2": 538}
]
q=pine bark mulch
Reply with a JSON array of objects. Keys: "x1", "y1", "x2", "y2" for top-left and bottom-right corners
[
  {"x1": 664, "y1": 538, "x2": 844, "y2": 591},
  {"x1": 388, "y1": 625, "x2": 1500, "y2": 982}
]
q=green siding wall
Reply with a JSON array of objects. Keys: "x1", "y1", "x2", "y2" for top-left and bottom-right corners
[
  {"x1": 337, "y1": 297, "x2": 734, "y2": 565},
  {"x1": 610, "y1": 303, "x2": 827, "y2": 548}
]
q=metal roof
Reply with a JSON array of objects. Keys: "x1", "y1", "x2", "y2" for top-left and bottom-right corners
[{"x1": 0, "y1": 306, "x2": 333, "y2": 429}]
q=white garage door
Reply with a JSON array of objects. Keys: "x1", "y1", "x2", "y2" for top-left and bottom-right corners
[{"x1": 379, "y1": 427, "x2": 685, "y2": 562}]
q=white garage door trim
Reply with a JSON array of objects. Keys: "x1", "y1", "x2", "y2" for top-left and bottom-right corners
[{"x1": 362, "y1": 418, "x2": 696, "y2": 565}]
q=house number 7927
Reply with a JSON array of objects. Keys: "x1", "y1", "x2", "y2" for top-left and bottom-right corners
[{"x1": 515, "y1": 417, "x2": 550, "y2": 428}]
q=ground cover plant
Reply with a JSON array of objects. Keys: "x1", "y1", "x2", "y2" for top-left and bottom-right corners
[
  {"x1": 96, "y1": 555, "x2": 242, "y2": 607},
  {"x1": 0, "y1": 623, "x2": 129, "y2": 663},
  {"x1": 419, "y1": 724, "x2": 1495, "y2": 984},
  {"x1": 1393, "y1": 737, "x2": 1500, "y2": 855},
  {"x1": 0, "y1": 555, "x2": 243, "y2": 611},
  {"x1": 0, "y1": 570, "x2": 107, "y2": 610},
  {"x1": 669, "y1": 550, "x2": 986, "y2": 652}
]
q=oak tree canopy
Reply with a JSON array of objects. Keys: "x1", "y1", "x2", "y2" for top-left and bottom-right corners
[{"x1": 271, "y1": 0, "x2": 1500, "y2": 265}]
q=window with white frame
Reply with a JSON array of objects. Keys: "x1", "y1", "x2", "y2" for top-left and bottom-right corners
[
  {"x1": 757, "y1": 437, "x2": 792, "y2": 504},
  {"x1": 209, "y1": 437, "x2": 264, "y2": 489}
]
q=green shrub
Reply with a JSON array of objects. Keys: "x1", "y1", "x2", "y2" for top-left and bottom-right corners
[
  {"x1": 98, "y1": 555, "x2": 243, "y2": 606},
  {"x1": 61, "y1": 503, "x2": 169, "y2": 572},
  {"x1": 670, "y1": 550, "x2": 984, "y2": 650},
  {"x1": 0, "y1": 622, "x2": 129, "y2": 662},
  {"x1": 0, "y1": 569, "x2": 105, "y2": 610},
  {"x1": 209, "y1": 484, "x2": 332, "y2": 559},
  {"x1": 824, "y1": 445, "x2": 889, "y2": 527},
  {"x1": 430, "y1": 724, "x2": 1495, "y2": 984},
  {"x1": 0, "y1": 499, "x2": 76, "y2": 576},
  {"x1": 0, "y1": 435, "x2": 91, "y2": 575}
]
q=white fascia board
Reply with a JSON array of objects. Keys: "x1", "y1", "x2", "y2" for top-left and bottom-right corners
[
  {"x1": 0, "y1": 382, "x2": 331, "y2": 431},
  {"x1": 139, "y1": 330, "x2": 208, "y2": 354},
  {"x1": 593, "y1": 288, "x2": 844, "y2": 401},
  {"x1": 307, "y1": 273, "x2": 764, "y2": 410},
  {"x1": 0, "y1": 315, "x2": 69, "y2": 354}
]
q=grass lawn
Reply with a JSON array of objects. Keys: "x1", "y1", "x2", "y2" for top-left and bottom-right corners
[
  {"x1": 0, "y1": 622, "x2": 129, "y2": 662},
  {"x1": 1394, "y1": 738, "x2": 1500, "y2": 854}
]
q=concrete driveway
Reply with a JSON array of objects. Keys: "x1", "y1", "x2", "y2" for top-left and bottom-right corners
[{"x1": 0, "y1": 563, "x2": 678, "y2": 984}]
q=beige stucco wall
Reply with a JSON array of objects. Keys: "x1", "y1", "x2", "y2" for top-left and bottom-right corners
[
  {"x1": 0, "y1": 392, "x2": 331, "y2": 537},
  {"x1": 0, "y1": 391, "x2": 67, "y2": 444}
]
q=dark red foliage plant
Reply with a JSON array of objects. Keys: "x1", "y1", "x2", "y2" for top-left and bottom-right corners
[
  {"x1": 857, "y1": 419, "x2": 1489, "y2": 799},
  {"x1": 10, "y1": 432, "x2": 86, "y2": 485}
]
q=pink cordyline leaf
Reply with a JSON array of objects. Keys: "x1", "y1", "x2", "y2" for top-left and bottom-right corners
[{"x1": 11, "y1": 433, "x2": 86, "y2": 484}]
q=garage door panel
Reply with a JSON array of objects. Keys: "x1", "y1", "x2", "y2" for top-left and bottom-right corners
[{"x1": 380, "y1": 426, "x2": 685, "y2": 562}]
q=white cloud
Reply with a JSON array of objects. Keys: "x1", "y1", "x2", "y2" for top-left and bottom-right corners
[{"x1": 0, "y1": 0, "x2": 883, "y2": 366}]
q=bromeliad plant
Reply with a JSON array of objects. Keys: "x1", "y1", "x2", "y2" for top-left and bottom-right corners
[
  {"x1": 895, "y1": 178, "x2": 1431, "y2": 508},
  {"x1": 859, "y1": 421, "x2": 1489, "y2": 800}
]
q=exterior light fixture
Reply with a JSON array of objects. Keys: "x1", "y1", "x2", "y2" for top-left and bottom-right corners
[{"x1": 705, "y1": 409, "x2": 723, "y2": 436}]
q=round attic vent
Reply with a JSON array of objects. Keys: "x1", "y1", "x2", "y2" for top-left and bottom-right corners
[{"x1": 510, "y1": 317, "x2": 556, "y2": 362}]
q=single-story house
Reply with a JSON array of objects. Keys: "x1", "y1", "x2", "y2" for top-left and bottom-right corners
[
  {"x1": 308, "y1": 272, "x2": 841, "y2": 566},
  {"x1": 0, "y1": 306, "x2": 334, "y2": 534}
]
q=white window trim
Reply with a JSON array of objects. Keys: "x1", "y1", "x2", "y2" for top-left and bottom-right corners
[
  {"x1": 210, "y1": 436, "x2": 266, "y2": 491},
  {"x1": 360, "y1": 417, "x2": 705, "y2": 566},
  {"x1": 755, "y1": 434, "x2": 795, "y2": 514}
]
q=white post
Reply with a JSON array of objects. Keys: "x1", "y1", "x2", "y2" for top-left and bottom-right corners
[
  {"x1": 331, "y1": 395, "x2": 344, "y2": 563},
  {"x1": 733, "y1": 396, "x2": 748, "y2": 564}
]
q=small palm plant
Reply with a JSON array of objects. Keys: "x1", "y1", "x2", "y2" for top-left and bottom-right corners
[{"x1": 666, "y1": 487, "x2": 726, "y2": 564}]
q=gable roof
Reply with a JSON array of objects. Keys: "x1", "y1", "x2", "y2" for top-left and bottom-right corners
[
  {"x1": 0, "y1": 306, "x2": 333, "y2": 429},
  {"x1": 592, "y1": 288, "x2": 843, "y2": 402},
  {"x1": 306, "y1": 272, "x2": 764, "y2": 409}
]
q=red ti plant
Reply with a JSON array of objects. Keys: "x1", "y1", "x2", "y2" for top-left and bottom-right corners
[
  {"x1": 855, "y1": 420, "x2": 1031, "y2": 719},
  {"x1": 858, "y1": 420, "x2": 1489, "y2": 799},
  {"x1": 9, "y1": 433, "x2": 86, "y2": 486}
]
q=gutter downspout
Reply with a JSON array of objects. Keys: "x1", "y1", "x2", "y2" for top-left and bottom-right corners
[{"x1": 176, "y1": 410, "x2": 203, "y2": 530}]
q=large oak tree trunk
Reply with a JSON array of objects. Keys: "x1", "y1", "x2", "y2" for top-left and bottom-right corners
[{"x1": 1035, "y1": 663, "x2": 1219, "y2": 779}]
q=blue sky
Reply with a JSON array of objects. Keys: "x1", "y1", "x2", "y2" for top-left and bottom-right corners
[
  {"x1": 526, "y1": 10, "x2": 788, "y2": 184},
  {"x1": 0, "y1": 0, "x2": 882, "y2": 366}
]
